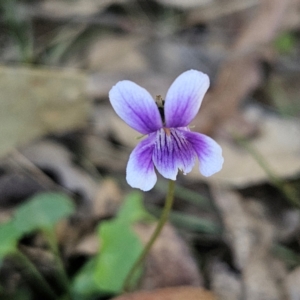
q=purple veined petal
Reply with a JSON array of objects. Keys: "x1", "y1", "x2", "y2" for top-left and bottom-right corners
[
  {"x1": 183, "y1": 131, "x2": 223, "y2": 176},
  {"x1": 126, "y1": 134, "x2": 157, "y2": 191},
  {"x1": 109, "y1": 80, "x2": 163, "y2": 134},
  {"x1": 152, "y1": 128, "x2": 196, "y2": 180},
  {"x1": 164, "y1": 70, "x2": 210, "y2": 128}
]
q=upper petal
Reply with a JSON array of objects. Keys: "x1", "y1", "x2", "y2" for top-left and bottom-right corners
[
  {"x1": 109, "y1": 81, "x2": 163, "y2": 134},
  {"x1": 126, "y1": 134, "x2": 157, "y2": 191},
  {"x1": 152, "y1": 128, "x2": 196, "y2": 180},
  {"x1": 164, "y1": 70, "x2": 210, "y2": 128},
  {"x1": 183, "y1": 131, "x2": 223, "y2": 176}
]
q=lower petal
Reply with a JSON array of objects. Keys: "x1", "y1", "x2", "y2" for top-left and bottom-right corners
[
  {"x1": 152, "y1": 128, "x2": 196, "y2": 180},
  {"x1": 183, "y1": 131, "x2": 223, "y2": 177},
  {"x1": 126, "y1": 135, "x2": 157, "y2": 191}
]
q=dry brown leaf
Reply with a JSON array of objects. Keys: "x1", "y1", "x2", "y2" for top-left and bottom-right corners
[
  {"x1": 210, "y1": 184, "x2": 257, "y2": 269},
  {"x1": 73, "y1": 233, "x2": 99, "y2": 256},
  {"x1": 232, "y1": 0, "x2": 290, "y2": 53},
  {"x1": 209, "y1": 259, "x2": 242, "y2": 300},
  {"x1": 21, "y1": 140, "x2": 98, "y2": 205},
  {"x1": 86, "y1": 134, "x2": 128, "y2": 172},
  {"x1": 157, "y1": 0, "x2": 212, "y2": 9},
  {"x1": 211, "y1": 184, "x2": 277, "y2": 267},
  {"x1": 0, "y1": 172, "x2": 49, "y2": 207},
  {"x1": 0, "y1": 66, "x2": 88, "y2": 158},
  {"x1": 211, "y1": 184, "x2": 289, "y2": 299},
  {"x1": 193, "y1": 0, "x2": 292, "y2": 135},
  {"x1": 287, "y1": 267, "x2": 300, "y2": 300},
  {"x1": 283, "y1": 0, "x2": 300, "y2": 30},
  {"x1": 55, "y1": 211, "x2": 102, "y2": 257},
  {"x1": 111, "y1": 287, "x2": 215, "y2": 300},
  {"x1": 187, "y1": 0, "x2": 258, "y2": 23},
  {"x1": 243, "y1": 254, "x2": 288, "y2": 300},
  {"x1": 134, "y1": 223, "x2": 203, "y2": 289},
  {"x1": 87, "y1": 71, "x2": 172, "y2": 101},
  {"x1": 22, "y1": 0, "x2": 129, "y2": 19},
  {"x1": 20, "y1": 245, "x2": 57, "y2": 274},
  {"x1": 88, "y1": 35, "x2": 147, "y2": 72},
  {"x1": 189, "y1": 105, "x2": 300, "y2": 186},
  {"x1": 92, "y1": 178, "x2": 122, "y2": 219}
]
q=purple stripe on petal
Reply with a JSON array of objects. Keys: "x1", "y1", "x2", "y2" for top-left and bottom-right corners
[
  {"x1": 164, "y1": 70, "x2": 210, "y2": 128},
  {"x1": 183, "y1": 131, "x2": 223, "y2": 177},
  {"x1": 153, "y1": 128, "x2": 196, "y2": 180},
  {"x1": 126, "y1": 134, "x2": 157, "y2": 191},
  {"x1": 109, "y1": 81, "x2": 163, "y2": 134}
]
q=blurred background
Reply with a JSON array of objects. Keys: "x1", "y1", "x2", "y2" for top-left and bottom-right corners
[{"x1": 1, "y1": 0, "x2": 300, "y2": 299}]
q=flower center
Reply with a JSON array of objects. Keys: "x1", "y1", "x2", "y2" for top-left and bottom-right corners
[
  {"x1": 163, "y1": 127, "x2": 171, "y2": 136},
  {"x1": 155, "y1": 95, "x2": 165, "y2": 124}
]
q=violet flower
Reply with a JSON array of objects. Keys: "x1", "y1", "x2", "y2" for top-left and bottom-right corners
[{"x1": 109, "y1": 70, "x2": 224, "y2": 191}]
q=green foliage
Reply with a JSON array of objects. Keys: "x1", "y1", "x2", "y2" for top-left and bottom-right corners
[
  {"x1": 117, "y1": 191, "x2": 155, "y2": 223},
  {"x1": 71, "y1": 258, "x2": 100, "y2": 300},
  {"x1": 72, "y1": 192, "x2": 154, "y2": 297},
  {"x1": 273, "y1": 244, "x2": 300, "y2": 269},
  {"x1": 0, "y1": 192, "x2": 74, "y2": 261},
  {"x1": 94, "y1": 219, "x2": 143, "y2": 293},
  {"x1": 13, "y1": 192, "x2": 75, "y2": 234},
  {"x1": 1, "y1": 0, "x2": 33, "y2": 62},
  {"x1": 0, "y1": 221, "x2": 22, "y2": 260},
  {"x1": 0, "y1": 191, "x2": 153, "y2": 299},
  {"x1": 274, "y1": 32, "x2": 296, "y2": 54}
]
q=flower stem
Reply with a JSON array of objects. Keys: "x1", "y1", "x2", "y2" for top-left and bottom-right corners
[{"x1": 123, "y1": 180, "x2": 175, "y2": 292}]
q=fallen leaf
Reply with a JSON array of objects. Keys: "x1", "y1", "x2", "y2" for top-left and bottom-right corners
[
  {"x1": 92, "y1": 178, "x2": 122, "y2": 219},
  {"x1": 193, "y1": 0, "x2": 292, "y2": 135},
  {"x1": 211, "y1": 183, "x2": 289, "y2": 299},
  {"x1": 210, "y1": 184, "x2": 259, "y2": 269},
  {"x1": 73, "y1": 233, "x2": 99, "y2": 256},
  {"x1": 21, "y1": 0, "x2": 129, "y2": 19},
  {"x1": 21, "y1": 140, "x2": 98, "y2": 205},
  {"x1": 87, "y1": 35, "x2": 147, "y2": 73},
  {"x1": 209, "y1": 259, "x2": 242, "y2": 300},
  {"x1": 134, "y1": 223, "x2": 203, "y2": 289},
  {"x1": 157, "y1": 0, "x2": 212, "y2": 9},
  {"x1": 0, "y1": 66, "x2": 88, "y2": 158},
  {"x1": 187, "y1": 0, "x2": 258, "y2": 23},
  {"x1": 111, "y1": 286, "x2": 215, "y2": 300},
  {"x1": 287, "y1": 267, "x2": 300, "y2": 300},
  {"x1": 189, "y1": 105, "x2": 300, "y2": 187},
  {"x1": 243, "y1": 253, "x2": 288, "y2": 300}
]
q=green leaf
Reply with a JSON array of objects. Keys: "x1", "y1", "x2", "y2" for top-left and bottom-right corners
[
  {"x1": 94, "y1": 219, "x2": 143, "y2": 293},
  {"x1": 0, "y1": 220, "x2": 22, "y2": 259},
  {"x1": 13, "y1": 192, "x2": 75, "y2": 234},
  {"x1": 72, "y1": 192, "x2": 154, "y2": 296},
  {"x1": 117, "y1": 191, "x2": 155, "y2": 223},
  {"x1": 71, "y1": 258, "x2": 101, "y2": 300}
]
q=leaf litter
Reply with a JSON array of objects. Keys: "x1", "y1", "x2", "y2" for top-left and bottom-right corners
[{"x1": 1, "y1": 0, "x2": 300, "y2": 299}]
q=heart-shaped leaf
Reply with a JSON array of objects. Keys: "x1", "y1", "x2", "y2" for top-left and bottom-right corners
[{"x1": 13, "y1": 192, "x2": 75, "y2": 234}]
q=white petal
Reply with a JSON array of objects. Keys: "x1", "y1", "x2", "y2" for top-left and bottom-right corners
[
  {"x1": 183, "y1": 131, "x2": 223, "y2": 176},
  {"x1": 164, "y1": 70, "x2": 209, "y2": 128},
  {"x1": 109, "y1": 81, "x2": 162, "y2": 134},
  {"x1": 126, "y1": 135, "x2": 157, "y2": 191}
]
